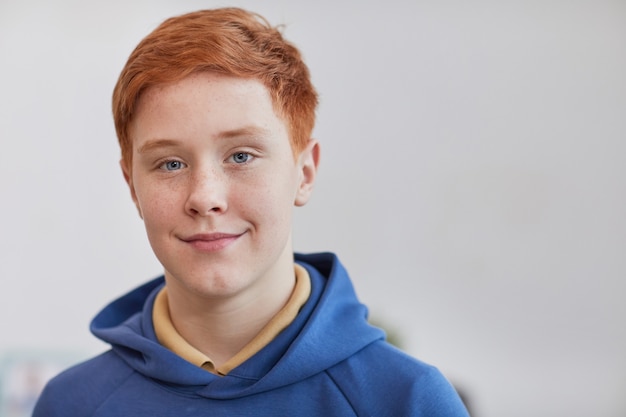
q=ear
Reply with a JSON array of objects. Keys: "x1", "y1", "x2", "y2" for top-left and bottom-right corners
[
  {"x1": 120, "y1": 159, "x2": 143, "y2": 219},
  {"x1": 294, "y1": 139, "x2": 320, "y2": 207}
]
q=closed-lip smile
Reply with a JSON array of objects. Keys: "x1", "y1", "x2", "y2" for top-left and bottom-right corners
[{"x1": 180, "y1": 232, "x2": 244, "y2": 252}]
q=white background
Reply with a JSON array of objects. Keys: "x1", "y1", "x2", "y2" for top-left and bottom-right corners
[{"x1": 1, "y1": 1, "x2": 625, "y2": 416}]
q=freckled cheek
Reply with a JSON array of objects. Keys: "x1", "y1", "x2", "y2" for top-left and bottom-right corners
[
  {"x1": 135, "y1": 187, "x2": 181, "y2": 228},
  {"x1": 241, "y1": 184, "x2": 294, "y2": 228}
]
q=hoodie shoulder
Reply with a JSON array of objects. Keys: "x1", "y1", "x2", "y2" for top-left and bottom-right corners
[
  {"x1": 33, "y1": 350, "x2": 134, "y2": 417},
  {"x1": 327, "y1": 341, "x2": 470, "y2": 417}
]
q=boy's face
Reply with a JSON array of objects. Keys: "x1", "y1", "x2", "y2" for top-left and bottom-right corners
[{"x1": 123, "y1": 72, "x2": 318, "y2": 300}]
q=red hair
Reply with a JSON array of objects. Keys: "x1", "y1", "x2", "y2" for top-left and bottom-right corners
[{"x1": 113, "y1": 8, "x2": 318, "y2": 168}]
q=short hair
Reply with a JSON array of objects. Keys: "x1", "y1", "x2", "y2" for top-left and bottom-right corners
[{"x1": 112, "y1": 8, "x2": 318, "y2": 168}]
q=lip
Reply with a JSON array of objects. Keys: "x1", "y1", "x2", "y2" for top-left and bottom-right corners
[{"x1": 180, "y1": 232, "x2": 244, "y2": 252}]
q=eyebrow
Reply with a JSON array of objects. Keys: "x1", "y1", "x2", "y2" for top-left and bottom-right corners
[
  {"x1": 217, "y1": 126, "x2": 272, "y2": 140},
  {"x1": 137, "y1": 139, "x2": 179, "y2": 154},
  {"x1": 136, "y1": 126, "x2": 271, "y2": 154}
]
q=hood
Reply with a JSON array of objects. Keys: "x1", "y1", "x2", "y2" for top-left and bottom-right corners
[{"x1": 90, "y1": 252, "x2": 384, "y2": 399}]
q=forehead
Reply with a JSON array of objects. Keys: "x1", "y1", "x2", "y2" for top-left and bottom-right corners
[
  {"x1": 130, "y1": 72, "x2": 289, "y2": 143},
  {"x1": 137, "y1": 73, "x2": 270, "y2": 116}
]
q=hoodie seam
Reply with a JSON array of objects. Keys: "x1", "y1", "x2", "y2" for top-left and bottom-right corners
[
  {"x1": 91, "y1": 369, "x2": 137, "y2": 415},
  {"x1": 324, "y1": 369, "x2": 359, "y2": 416}
]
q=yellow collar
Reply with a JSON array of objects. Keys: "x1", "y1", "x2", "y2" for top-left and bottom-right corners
[{"x1": 152, "y1": 264, "x2": 311, "y2": 376}]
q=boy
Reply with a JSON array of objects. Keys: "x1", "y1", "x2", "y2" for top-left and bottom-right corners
[{"x1": 34, "y1": 8, "x2": 469, "y2": 416}]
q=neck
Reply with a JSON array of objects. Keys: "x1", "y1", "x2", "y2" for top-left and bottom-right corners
[{"x1": 164, "y1": 249, "x2": 296, "y2": 368}]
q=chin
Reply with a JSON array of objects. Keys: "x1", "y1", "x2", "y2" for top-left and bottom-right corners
[{"x1": 173, "y1": 270, "x2": 253, "y2": 299}]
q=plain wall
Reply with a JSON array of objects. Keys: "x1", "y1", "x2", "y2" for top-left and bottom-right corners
[{"x1": 1, "y1": 1, "x2": 625, "y2": 416}]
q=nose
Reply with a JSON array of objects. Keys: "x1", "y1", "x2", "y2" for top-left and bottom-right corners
[{"x1": 184, "y1": 167, "x2": 228, "y2": 216}]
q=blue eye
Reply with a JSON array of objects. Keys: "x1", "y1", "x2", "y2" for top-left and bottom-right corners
[
  {"x1": 160, "y1": 160, "x2": 185, "y2": 171},
  {"x1": 232, "y1": 152, "x2": 252, "y2": 164}
]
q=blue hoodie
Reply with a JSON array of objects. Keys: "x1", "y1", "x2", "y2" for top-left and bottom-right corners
[{"x1": 34, "y1": 253, "x2": 469, "y2": 416}]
